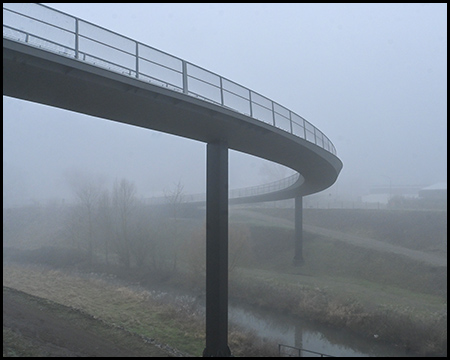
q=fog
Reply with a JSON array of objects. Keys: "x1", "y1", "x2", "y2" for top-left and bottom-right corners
[
  {"x1": 3, "y1": 3, "x2": 447, "y2": 207},
  {"x1": 3, "y1": 5, "x2": 447, "y2": 356}
]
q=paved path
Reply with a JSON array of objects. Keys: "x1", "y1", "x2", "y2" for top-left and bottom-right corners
[
  {"x1": 231, "y1": 209, "x2": 447, "y2": 267},
  {"x1": 303, "y1": 224, "x2": 446, "y2": 267}
]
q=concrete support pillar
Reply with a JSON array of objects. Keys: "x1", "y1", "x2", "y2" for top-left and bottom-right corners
[
  {"x1": 293, "y1": 195, "x2": 304, "y2": 266},
  {"x1": 203, "y1": 141, "x2": 232, "y2": 357}
]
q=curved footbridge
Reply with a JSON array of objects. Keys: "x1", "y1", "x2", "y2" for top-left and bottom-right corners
[{"x1": 3, "y1": 3, "x2": 342, "y2": 357}]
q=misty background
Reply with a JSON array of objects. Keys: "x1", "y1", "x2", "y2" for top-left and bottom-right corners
[{"x1": 3, "y1": 3, "x2": 447, "y2": 208}]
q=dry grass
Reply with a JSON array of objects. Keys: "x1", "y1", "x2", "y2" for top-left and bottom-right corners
[
  {"x1": 227, "y1": 270, "x2": 447, "y2": 356},
  {"x1": 3, "y1": 263, "x2": 282, "y2": 357},
  {"x1": 3, "y1": 206, "x2": 447, "y2": 356},
  {"x1": 3, "y1": 263, "x2": 204, "y2": 355}
]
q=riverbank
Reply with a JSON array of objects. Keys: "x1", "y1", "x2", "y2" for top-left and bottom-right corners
[
  {"x1": 3, "y1": 206, "x2": 447, "y2": 356},
  {"x1": 3, "y1": 263, "x2": 279, "y2": 357},
  {"x1": 161, "y1": 263, "x2": 446, "y2": 356},
  {"x1": 3, "y1": 259, "x2": 446, "y2": 357},
  {"x1": 3, "y1": 286, "x2": 173, "y2": 357}
]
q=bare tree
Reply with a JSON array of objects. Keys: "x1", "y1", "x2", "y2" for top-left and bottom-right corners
[
  {"x1": 97, "y1": 189, "x2": 113, "y2": 266},
  {"x1": 71, "y1": 178, "x2": 102, "y2": 265},
  {"x1": 65, "y1": 203, "x2": 85, "y2": 252},
  {"x1": 183, "y1": 223, "x2": 206, "y2": 287},
  {"x1": 112, "y1": 178, "x2": 136, "y2": 269},
  {"x1": 229, "y1": 224, "x2": 252, "y2": 275},
  {"x1": 130, "y1": 206, "x2": 153, "y2": 270},
  {"x1": 163, "y1": 180, "x2": 185, "y2": 272},
  {"x1": 164, "y1": 179, "x2": 185, "y2": 219}
]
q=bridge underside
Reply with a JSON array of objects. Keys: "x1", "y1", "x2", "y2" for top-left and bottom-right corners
[{"x1": 3, "y1": 39, "x2": 342, "y2": 197}]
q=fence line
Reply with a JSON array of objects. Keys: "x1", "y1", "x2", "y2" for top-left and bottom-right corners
[{"x1": 278, "y1": 343, "x2": 334, "y2": 357}]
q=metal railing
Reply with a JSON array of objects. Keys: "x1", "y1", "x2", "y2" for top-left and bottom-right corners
[
  {"x1": 3, "y1": 3, "x2": 337, "y2": 156},
  {"x1": 278, "y1": 344, "x2": 334, "y2": 357},
  {"x1": 169, "y1": 172, "x2": 300, "y2": 204},
  {"x1": 229, "y1": 172, "x2": 300, "y2": 199}
]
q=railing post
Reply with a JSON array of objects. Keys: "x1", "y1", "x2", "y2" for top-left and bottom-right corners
[
  {"x1": 303, "y1": 119, "x2": 307, "y2": 140},
  {"x1": 272, "y1": 101, "x2": 276, "y2": 126},
  {"x1": 220, "y1": 77, "x2": 224, "y2": 106},
  {"x1": 289, "y1": 110, "x2": 293, "y2": 134},
  {"x1": 75, "y1": 18, "x2": 79, "y2": 59},
  {"x1": 182, "y1": 61, "x2": 188, "y2": 94},
  {"x1": 135, "y1": 42, "x2": 139, "y2": 78},
  {"x1": 248, "y1": 90, "x2": 253, "y2": 117}
]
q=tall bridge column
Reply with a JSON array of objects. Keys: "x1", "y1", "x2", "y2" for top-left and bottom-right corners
[
  {"x1": 203, "y1": 141, "x2": 232, "y2": 357},
  {"x1": 293, "y1": 195, "x2": 304, "y2": 266}
]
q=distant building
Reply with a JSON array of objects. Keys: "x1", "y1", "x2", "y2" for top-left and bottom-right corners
[
  {"x1": 369, "y1": 184, "x2": 423, "y2": 197},
  {"x1": 418, "y1": 182, "x2": 447, "y2": 200},
  {"x1": 362, "y1": 184, "x2": 422, "y2": 205}
]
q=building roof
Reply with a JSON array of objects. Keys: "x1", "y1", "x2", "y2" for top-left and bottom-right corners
[{"x1": 421, "y1": 182, "x2": 447, "y2": 191}]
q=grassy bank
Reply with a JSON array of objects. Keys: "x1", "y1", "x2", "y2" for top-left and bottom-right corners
[
  {"x1": 257, "y1": 207, "x2": 447, "y2": 252},
  {"x1": 2, "y1": 263, "x2": 279, "y2": 357},
  {"x1": 3, "y1": 205, "x2": 447, "y2": 356},
  {"x1": 228, "y1": 268, "x2": 446, "y2": 356},
  {"x1": 3, "y1": 286, "x2": 173, "y2": 357},
  {"x1": 5, "y1": 256, "x2": 445, "y2": 356},
  {"x1": 226, "y1": 213, "x2": 447, "y2": 356},
  {"x1": 169, "y1": 210, "x2": 447, "y2": 356},
  {"x1": 2, "y1": 263, "x2": 205, "y2": 356}
]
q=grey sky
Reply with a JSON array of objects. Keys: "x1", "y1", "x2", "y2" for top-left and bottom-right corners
[{"x1": 3, "y1": 3, "x2": 447, "y2": 207}]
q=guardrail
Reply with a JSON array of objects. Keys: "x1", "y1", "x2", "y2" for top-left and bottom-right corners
[
  {"x1": 144, "y1": 173, "x2": 299, "y2": 204},
  {"x1": 278, "y1": 343, "x2": 334, "y2": 357},
  {"x1": 229, "y1": 172, "x2": 300, "y2": 198},
  {"x1": 182, "y1": 173, "x2": 300, "y2": 203},
  {"x1": 3, "y1": 3, "x2": 337, "y2": 156}
]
